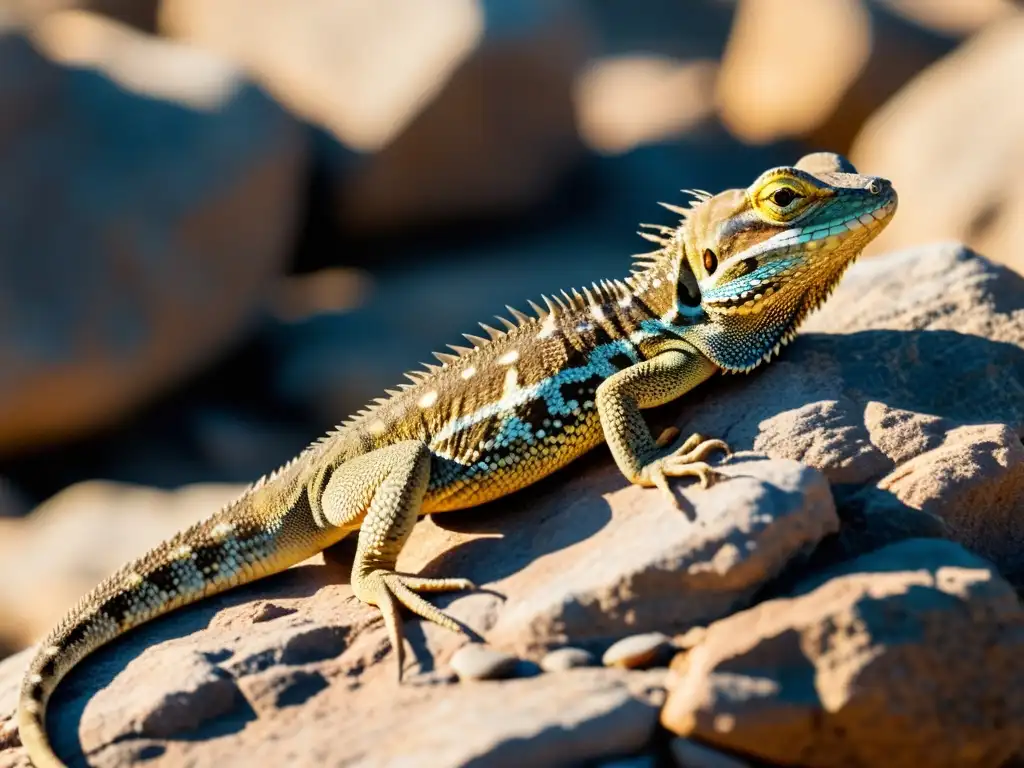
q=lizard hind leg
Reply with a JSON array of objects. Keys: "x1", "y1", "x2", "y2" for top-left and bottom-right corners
[{"x1": 321, "y1": 440, "x2": 474, "y2": 680}]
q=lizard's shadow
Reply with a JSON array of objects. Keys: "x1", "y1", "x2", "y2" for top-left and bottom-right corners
[{"x1": 412, "y1": 446, "x2": 620, "y2": 585}]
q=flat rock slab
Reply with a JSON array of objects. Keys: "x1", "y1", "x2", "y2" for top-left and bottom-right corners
[
  {"x1": 0, "y1": 456, "x2": 834, "y2": 766},
  {"x1": 661, "y1": 538, "x2": 1024, "y2": 768}
]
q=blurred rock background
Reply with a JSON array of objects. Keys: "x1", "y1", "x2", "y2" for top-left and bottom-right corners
[{"x1": 0, "y1": 0, "x2": 1020, "y2": 657}]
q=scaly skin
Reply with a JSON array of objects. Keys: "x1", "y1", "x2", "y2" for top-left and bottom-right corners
[{"x1": 15, "y1": 152, "x2": 896, "y2": 767}]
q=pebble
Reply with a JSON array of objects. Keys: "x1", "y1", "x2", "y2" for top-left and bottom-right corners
[
  {"x1": 602, "y1": 632, "x2": 674, "y2": 669},
  {"x1": 450, "y1": 644, "x2": 519, "y2": 681},
  {"x1": 540, "y1": 646, "x2": 597, "y2": 672},
  {"x1": 669, "y1": 737, "x2": 752, "y2": 768}
]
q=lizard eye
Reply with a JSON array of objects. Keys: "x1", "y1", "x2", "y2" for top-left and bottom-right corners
[
  {"x1": 770, "y1": 187, "x2": 799, "y2": 207},
  {"x1": 703, "y1": 248, "x2": 718, "y2": 274}
]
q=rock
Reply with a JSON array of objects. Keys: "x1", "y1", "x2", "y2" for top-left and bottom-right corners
[
  {"x1": 716, "y1": 0, "x2": 956, "y2": 152},
  {"x1": 0, "y1": 481, "x2": 243, "y2": 653},
  {"x1": 135, "y1": 653, "x2": 242, "y2": 739},
  {"x1": 671, "y1": 243, "x2": 1024, "y2": 585},
  {"x1": 539, "y1": 647, "x2": 596, "y2": 672},
  {"x1": 235, "y1": 668, "x2": 328, "y2": 714},
  {"x1": 161, "y1": 0, "x2": 590, "y2": 235},
  {"x1": 601, "y1": 633, "x2": 673, "y2": 670},
  {"x1": 660, "y1": 539, "x2": 1024, "y2": 768},
  {"x1": 450, "y1": 644, "x2": 519, "y2": 682},
  {"x1": 0, "y1": 453, "x2": 837, "y2": 670},
  {"x1": 474, "y1": 456, "x2": 837, "y2": 655},
  {"x1": 0, "y1": 613, "x2": 665, "y2": 767},
  {"x1": 851, "y1": 18, "x2": 1024, "y2": 273},
  {"x1": 0, "y1": 19, "x2": 305, "y2": 456},
  {"x1": 669, "y1": 738, "x2": 751, "y2": 768},
  {"x1": 0, "y1": 450, "x2": 829, "y2": 764}
]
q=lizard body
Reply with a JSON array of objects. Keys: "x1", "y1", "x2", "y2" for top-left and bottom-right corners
[{"x1": 16, "y1": 152, "x2": 896, "y2": 767}]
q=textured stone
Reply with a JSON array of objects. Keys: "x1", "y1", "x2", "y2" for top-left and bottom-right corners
[
  {"x1": 0, "y1": 451, "x2": 829, "y2": 765},
  {"x1": 476, "y1": 456, "x2": 837, "y2": 656},
  {"x1": 0, "y1": 618, "x2": 665, "y2": 767},
  {"x1": 0, "y1": 21, "x2": 305, "y2": 455},
  {"x1": 660, "y1": 539, "x2": 1024, "y2": 768},
  {"x1": 673, "y1": 243, "x2": 1024, "y2": 584}
]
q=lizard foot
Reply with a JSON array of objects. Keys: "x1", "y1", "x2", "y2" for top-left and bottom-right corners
[
  {"x1": 640, "y1": 433, "x2": 731, "y2": 507},
  {"x1": 356, "y1": 569, "x2": 475, "y2": 681}
]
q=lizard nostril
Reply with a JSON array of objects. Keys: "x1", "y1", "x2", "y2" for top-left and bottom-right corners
[{"x1": 868, "y1": 179, "x2": 883, "y2": 195}]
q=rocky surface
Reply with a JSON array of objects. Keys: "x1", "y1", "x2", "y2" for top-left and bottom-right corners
[
  {"x1": 0, "y1": 453, "x2": 834, "y2": 766},
  {"x1": 675, "y1": 243, "x2": 1024, "y2": 586},
  {"x1": 0, "y1": 21, "x2": 305, "y2": 456},
  {"x1": 661, "y1": 538, "x2": 1024, "y2": 767}
]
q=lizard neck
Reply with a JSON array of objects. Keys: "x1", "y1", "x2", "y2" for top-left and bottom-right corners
[
  {"x1": 627, "y1": 251, "x2": 699, "y2": 323},
  {"x1": 626, "y1": 241, "x2": 804, "y2": 373}
]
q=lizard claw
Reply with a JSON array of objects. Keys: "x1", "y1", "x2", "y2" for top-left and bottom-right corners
[
  {"x1": 640, "y1": 433, "x2": 732, "y2": 508},
  {"x1": 356, "y1": 570, "x2": 474, "y2": 682}
]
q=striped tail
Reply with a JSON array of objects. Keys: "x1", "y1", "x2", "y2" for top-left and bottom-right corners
[{"x1": 17, "y1": 483, "x2": 344, "y2": 767}]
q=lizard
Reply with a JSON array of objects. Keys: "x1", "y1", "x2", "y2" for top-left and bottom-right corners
[{"x1": 14, "y1": 151, "x2": 895, "y2": 767}]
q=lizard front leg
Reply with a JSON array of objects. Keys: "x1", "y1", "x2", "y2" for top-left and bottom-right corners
[
  {"x1": 596, "y1": 347, "x2": 730, "y2": 505},
  {"x1": 319, "y1": 440, "x2": 473, "y2": 678}
]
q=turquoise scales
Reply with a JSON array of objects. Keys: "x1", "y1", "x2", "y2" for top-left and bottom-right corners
[
  {"x1": 16, "y1": 152, "x2": 896, "y2": 768},
  {"x1": 422, "y1": 280, "x2": 706, "y2": 511}
]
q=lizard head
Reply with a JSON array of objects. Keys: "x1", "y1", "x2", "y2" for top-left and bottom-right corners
[{"x1": 649, "y1": 152, "x2": 897, "y2": 372}]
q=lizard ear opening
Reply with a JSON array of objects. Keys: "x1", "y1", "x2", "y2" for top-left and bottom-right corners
[{"x1": 677, "y1": 256, "x2": 701, "y2": 308}]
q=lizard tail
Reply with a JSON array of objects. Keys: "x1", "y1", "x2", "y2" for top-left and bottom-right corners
[{"x1": 18, "y1": 485, "x2": 340, "y2": 768}]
